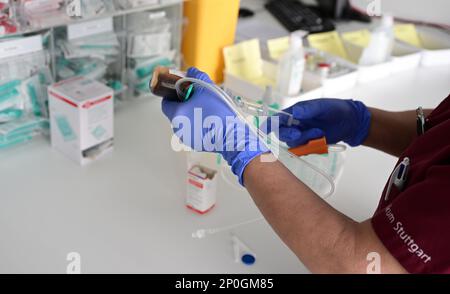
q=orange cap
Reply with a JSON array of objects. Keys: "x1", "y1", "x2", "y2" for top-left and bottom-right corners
[{"x1": 288, "y1": 137, "x2": 328, "y2": 157}]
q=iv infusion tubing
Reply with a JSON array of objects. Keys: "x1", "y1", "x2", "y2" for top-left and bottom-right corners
[
  {"x1": 200, "y1": 217, "x2": 264, "y2": 237},
  {"x1": 192, "y1": 217, "x2": 265, "y2": 239},
  {"x1": 175, "y1": 77, "x2": 336, "y2": 198}
]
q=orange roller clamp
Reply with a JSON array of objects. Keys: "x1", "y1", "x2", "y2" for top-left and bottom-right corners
[{"x1": 288, "y1": 137, "x2": 329, "y2": 157}]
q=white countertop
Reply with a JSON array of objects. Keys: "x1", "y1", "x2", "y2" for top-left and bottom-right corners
[
  {"x1": 1, "y1": 64, "x2": 448, "y2": 274},
  {"x1": 0, "y1": 2, "x2": 449, "y2": 273}
]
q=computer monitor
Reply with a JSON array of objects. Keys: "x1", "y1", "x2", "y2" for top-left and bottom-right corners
[{"x1": 316, "y1": 0, "x2": 371, "y2": 22}]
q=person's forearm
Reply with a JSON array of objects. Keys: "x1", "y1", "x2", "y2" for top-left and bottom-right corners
[
  {"x1": 243, "y1": 155, "x2": 407, "y2": 273},
  {"x1": 244, "y1": 154, "x2": 357, "y2": 273},
  {"x1": 363, "y1": 108, "x2": 431, "y2": 156}
]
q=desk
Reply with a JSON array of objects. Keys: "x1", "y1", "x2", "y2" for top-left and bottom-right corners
[
  {"x1": 0, "y1": 3, "x2": 449, "y2": 273},
  {"x1": 237, "y1": 0, "x2": 450, "y2": 41}
]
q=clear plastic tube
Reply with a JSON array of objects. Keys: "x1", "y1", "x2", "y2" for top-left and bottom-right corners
[
  {"x1": 192, "y1": 217, "x2": 264, "y2": 239},
  {"x1": 175, "y1": 77, "x2": 337, "y2": 198}
]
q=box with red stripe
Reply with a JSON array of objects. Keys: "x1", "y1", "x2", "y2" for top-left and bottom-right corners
[
  {"x1": 48, "y1": 77, "x2": 114, "y2": 165},
  {"x1": 186, "y1": 165, "x2": 218, "y2": 214}
]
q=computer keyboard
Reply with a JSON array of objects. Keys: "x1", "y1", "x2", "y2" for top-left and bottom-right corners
[{"x1": 265, "y1": 0, "x2": 335, "y2": 33}]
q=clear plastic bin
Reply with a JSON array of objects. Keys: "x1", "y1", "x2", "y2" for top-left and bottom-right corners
[{"x1": 278, "y1": 144, "x2": 346, "y2": 198}]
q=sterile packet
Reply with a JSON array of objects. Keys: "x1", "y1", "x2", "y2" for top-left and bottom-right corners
[
  {"x1": 0, "y1": 80, "x2": 25, "y2": 113},
  {"x1": 132, "y1": 52, "x2": 176, "y2": 79},
  {"x1": 127, "y1": 31, "x2": 172, "y2": 58},
  {"x1": 21, "y1": 68, "x2": 53, "y2": 118},
  {"x1": 0, "y1": 116, "x2": 49, "y2": 149},
  {"x1": 0, "y1": 50, "x2": 50, "y2": 83},
  {"x1": 115, "y1": 0, "x2": 159, "y2": 9}
]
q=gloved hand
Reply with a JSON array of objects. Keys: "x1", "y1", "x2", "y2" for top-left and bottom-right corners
[
  {"x1": 161, "y1": 67, "x2": 269, "y2": 185},
  {"x1": 275, "y1": 98, "x2": 371, "y2": 147}
]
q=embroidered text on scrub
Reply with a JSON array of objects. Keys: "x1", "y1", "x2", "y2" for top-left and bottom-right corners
[{"x1": 385, "y1": 206, "x2": 432, "y2": 263}]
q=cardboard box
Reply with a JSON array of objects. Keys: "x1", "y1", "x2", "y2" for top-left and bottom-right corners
[
  {"x1": 187, "y1": 165, "x2": 218, "y2": 214},
  {"x1": 48, "y1": 77, "x2": 114, "y2": 165}
]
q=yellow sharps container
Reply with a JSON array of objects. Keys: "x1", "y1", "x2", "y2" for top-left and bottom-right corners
[{"x1": 182, "y1": 0, "x2": 240, "y2": 83}]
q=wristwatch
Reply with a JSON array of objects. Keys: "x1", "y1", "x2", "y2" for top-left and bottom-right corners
[{"x1": 416, "y1": 107, "x2": 426, "y2": 136}]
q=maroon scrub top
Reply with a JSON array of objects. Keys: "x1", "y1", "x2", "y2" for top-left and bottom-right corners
[{"x1": 372, "y1": 94, "x2": 450, "y2": 273}]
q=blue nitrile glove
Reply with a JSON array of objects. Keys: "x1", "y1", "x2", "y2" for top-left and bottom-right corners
[
  {"x1": 161, "y1": 67, "x2": 269, "y2": 186},
  {"x1": 274, "y1": 98, "x2": 371, "y2": 147}
]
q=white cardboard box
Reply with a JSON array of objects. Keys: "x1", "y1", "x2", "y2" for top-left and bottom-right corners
[
  {"x1": 186, "y1": 165, "x2": 218, "y2": 214},
  {"x1": 48, "y1": 77, "x2": 114, "y2": 165}
]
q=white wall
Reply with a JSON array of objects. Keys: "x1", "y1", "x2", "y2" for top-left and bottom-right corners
[
  {"x1": 351, "y1": 0, "x2": 450, "y2": 26},
  {"x1": 241, "y1": 0, "x2": 450, "y2": 26}
]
